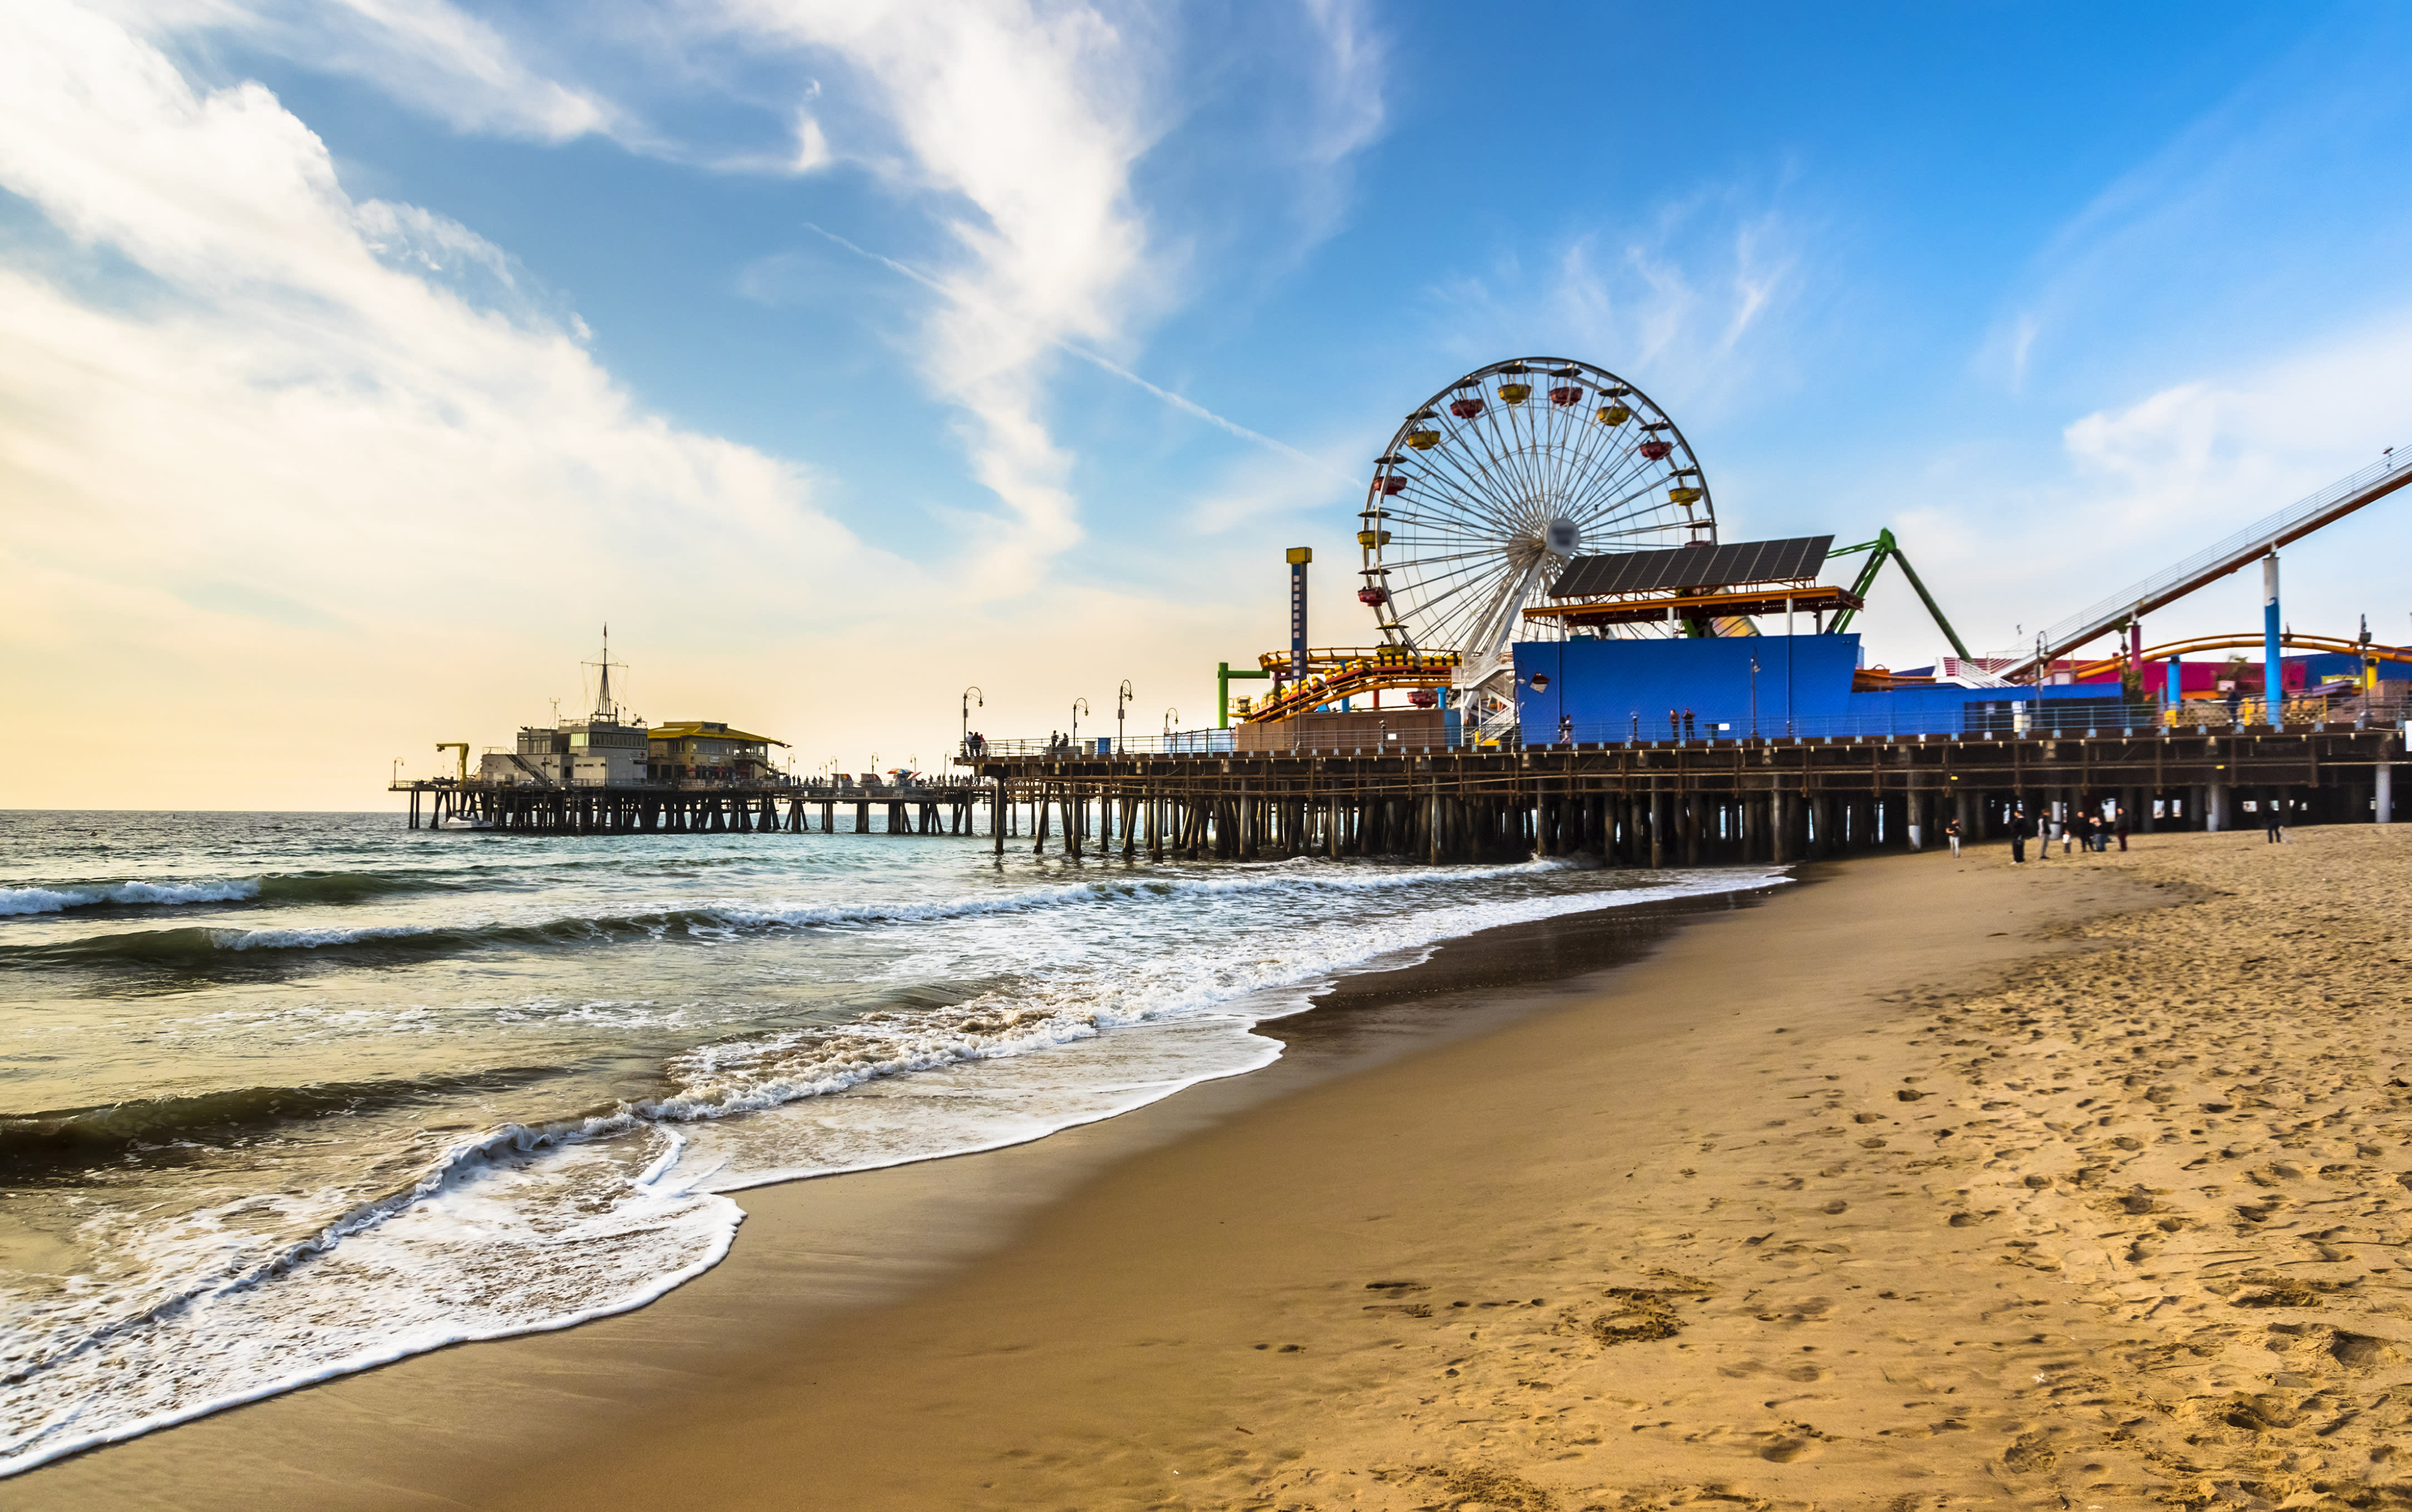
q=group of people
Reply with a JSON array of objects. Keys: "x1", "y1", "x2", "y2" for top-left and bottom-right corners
[{"x1": 2005, "y1": 805, "x2": 2131, "y2": 863}]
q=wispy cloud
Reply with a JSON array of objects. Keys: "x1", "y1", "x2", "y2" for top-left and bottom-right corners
[
  {"x1": 1422, "y1": 185, "x2": 1811, "y2": 418},
  {"x1": 803, "y1": 222, "x2": 1345, "y2": 481},
  {"x1": 95, "y1": 0, "x2": 623, "y2": 144}
]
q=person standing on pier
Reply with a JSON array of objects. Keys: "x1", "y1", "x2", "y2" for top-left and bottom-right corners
[
  {"x1": 1557, "y1": 713, "x2": 1573, "y2": 746},
  {"x1": 1682, "y1": 708, "x2": 1695, "y2": 741},
  {"x1": 1668, "y1": 708, "x2": 1680, "y2": 741}
]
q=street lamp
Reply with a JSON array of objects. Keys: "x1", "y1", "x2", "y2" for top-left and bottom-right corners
[
  {"x1": 961, "y1": 685, "x2": 983, "y2": 756},
  {"x1": 1071, "y1": 698, "x2": 1090, "y2": 748},
  {"x1": 1116, "y1": 679, "x2": 1134, "y2": 753},
  {"x1": 1163, "y1": 706, "x2": 1179, "y2": 736}
]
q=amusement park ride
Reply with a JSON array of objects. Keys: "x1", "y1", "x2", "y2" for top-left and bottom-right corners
[{"x1": 1223, "y1": 353, "x2": 2412, "y2": 744}]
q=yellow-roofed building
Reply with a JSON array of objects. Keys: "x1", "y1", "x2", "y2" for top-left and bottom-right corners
[{"x1": 646, "y1": 721, "x2": 786, "y2": 784}]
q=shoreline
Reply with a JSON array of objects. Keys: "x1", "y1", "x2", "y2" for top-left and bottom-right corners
[
  {"x1": 31, "y1": 826, "x2": 2408, "y2": 1508},
  {"x1": 9, "y1": 868, "x2": 1784, "y2": 1509}
]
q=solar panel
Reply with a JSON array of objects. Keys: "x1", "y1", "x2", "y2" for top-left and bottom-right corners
[{"x1": 1550, "y1": 535, "x2": 1834, "y2": 598}]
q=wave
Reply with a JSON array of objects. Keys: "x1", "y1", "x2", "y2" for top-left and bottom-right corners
[
  {"x1": 647, "y1": 867, "x2": 1791, "y2": 1160},
  {"x1": 0, "y1": 1067, "x2": 575, "y2": 1159},
  {"x1": 1, "y1": 857, "x2": 1592, "y2": 969},
  {"x1": 0, "y1": 871, "x2": 447, "y2": 918},
  {"x1": 0, "y1": 879, "x2": 258, "y2": 915},
  {"x1": 0, "y1": 861, "x2": 1784, "y2": 1477}
]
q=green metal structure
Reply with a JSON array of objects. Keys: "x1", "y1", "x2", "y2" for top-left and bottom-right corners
[
  {"x1": 1827, "y1": 529, "x2": 1972, "y2": 660},
  {"x1": 1217, "y1": 661, "x2": 1272, "y2": 728}
]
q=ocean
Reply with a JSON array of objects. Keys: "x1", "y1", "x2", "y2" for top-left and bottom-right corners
[{"x1": 0, "y1": 809, "x2": 1780, "y2": 1474}]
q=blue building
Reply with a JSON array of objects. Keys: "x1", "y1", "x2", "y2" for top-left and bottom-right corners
[{"x1": 1512, "y1": 635, "x2": 2169, "y2": 742}]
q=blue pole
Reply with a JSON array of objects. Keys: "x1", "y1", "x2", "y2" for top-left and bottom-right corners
[{"x1": 2262, "y1": 553, "x2": 2282, "y2": 726}]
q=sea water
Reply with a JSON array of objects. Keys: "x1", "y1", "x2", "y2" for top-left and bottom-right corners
[{"x1": 0, "y1": 809, "x2": 1780, "y2": 1473}]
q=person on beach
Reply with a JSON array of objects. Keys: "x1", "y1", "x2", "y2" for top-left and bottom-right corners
[
  {"x1": 1945, "y1": 814, "x2": 1962, "y2": 858},
  {"x1": 2085, "y1": 810, "x2": 2105, "y2": 851},
  {"x1": 2062, "y1": 812, "x2": 2075, "y2": 855},
  {"x1": 2114, "y1": 806, "x2": 2130, "y2": 851},
  {"x1": 2266, "y1": 795, "x2": 2287, "y2": 843},
  {"x1": 2011, "y1": 808, "x2": 2030, "y2": 864}
]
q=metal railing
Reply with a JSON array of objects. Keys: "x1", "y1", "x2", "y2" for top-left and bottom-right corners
[{"x1": 963, "y1": 698, "x2": 2405, "y2": 758}]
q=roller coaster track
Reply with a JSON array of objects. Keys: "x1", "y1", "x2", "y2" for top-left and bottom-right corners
[
  {"x1": 2002, "y1": 447, "x2": 2412, "y2": 681},
  {"x1": 2064, "y1": 632, "x2": 2412, "y2": 682}
]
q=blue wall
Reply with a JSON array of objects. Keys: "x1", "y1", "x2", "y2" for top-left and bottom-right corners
[
  {"x1": 1512, "y1": 634, "x2": 2194, "y2": 741},
  {"x1": 1514, "y1": 635, "x2": 1860, "y2": 739}
]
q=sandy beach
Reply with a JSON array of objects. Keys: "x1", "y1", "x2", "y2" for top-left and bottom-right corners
[{"x1": 21, "y1": 825, "x2": 2412, "y2": 1510}]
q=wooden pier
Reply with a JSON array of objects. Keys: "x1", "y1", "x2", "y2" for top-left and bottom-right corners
[
  {"x1": 390, "y1": 779, "x2": 985, "y2": 836},
  {"x1": 391, "y1": 723, "x2": 2405, "y2": 858},
  {"x1": 967, "y1": 723, "x2": 2406, "y2": 864}
]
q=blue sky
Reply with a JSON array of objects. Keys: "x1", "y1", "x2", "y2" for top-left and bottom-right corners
[{"x1": 5, "y1": 1, "x2": 2410, "y2": 805}]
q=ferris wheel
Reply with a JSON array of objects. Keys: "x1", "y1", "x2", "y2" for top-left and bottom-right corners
[{"x1": 1358, "y1": 357, "x2": 1716, "y2": 688}]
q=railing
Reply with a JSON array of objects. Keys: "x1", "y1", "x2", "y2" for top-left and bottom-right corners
[
  {"x1": 967, "y1": 731, "x2": 1235, "y2": 759},
  {"x1": 964, "y1": 699, "x2": 2405, "y2": 758}
]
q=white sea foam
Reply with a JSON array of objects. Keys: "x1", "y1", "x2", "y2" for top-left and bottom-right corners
[
  {"x1": 0, "y1": 1128, "x2": 739, "y2": 1477},
  {"x1": 0, "y1": 879, "x2": 259, "y2": 915},
  {"x1": 671, "y1": 867, "x2": 1787, "y2": 1190}
]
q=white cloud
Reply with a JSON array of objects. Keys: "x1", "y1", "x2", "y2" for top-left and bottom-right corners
[
  {"x1": 0, "y1": 1, "x2": 917, "y2": 807},
  {"x1": 1421, "y1": 190, "x2": 1809, "y2": 420},
  {"x1": 93, "y1": 0, "x2": 621, "y2": 144},
  {"x1": 701, "y1": 0, "x2": 1172, "y2": 587},
  {"x1": 1873, "y1": 312, "x2": 2412, "y2": 668}
]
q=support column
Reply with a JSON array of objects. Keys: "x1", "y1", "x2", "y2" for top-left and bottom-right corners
[
  {"x1": 1648, "y1": 785, "x2": 1666, "y2": 869},
  {"x1": 2379, "y1": 759, "x2": 2395, "y2": 826}
]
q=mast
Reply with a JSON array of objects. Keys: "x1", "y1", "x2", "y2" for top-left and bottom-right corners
[{"x1": 584, "y1": 624, "x2": 627, "y2": 723}]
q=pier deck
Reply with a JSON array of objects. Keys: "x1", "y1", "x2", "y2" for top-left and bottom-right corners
[
  {"x1": 964, "y1": 722, "x2": 2405, "y2": 865},
  {"x1": 387, "y1": 780, "x2": 985, "y2": 835},
  {"x1": 389, "y1": 723, "x2": 2404, "y2": 858}
]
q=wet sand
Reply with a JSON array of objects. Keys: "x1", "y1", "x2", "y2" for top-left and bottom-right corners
[{"x1": 27, "y1": 827, "x2": 2412, "y2": 1509}]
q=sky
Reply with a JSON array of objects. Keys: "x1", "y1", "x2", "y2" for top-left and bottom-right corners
[{"x1": 5, "y1": 0, "x2": 2411, "y2": 810}]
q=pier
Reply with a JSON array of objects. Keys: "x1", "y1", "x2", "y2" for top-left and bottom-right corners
[
  {"x1": 390, "y1": 777, "x2": 986, "y2": 836},
  {"x1": 967, "y1": 722, "x2": 2405, "y2": 864}
]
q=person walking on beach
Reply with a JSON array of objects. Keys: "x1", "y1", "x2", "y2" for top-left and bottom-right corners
[
  {"x1": 2011, "y1": 808, "x2": 2030, "y2": 864},
  {"x1": 1944, "y1": 814, "x2": 1962, "y2": 858},
  {"x1": 2114, "y1": 806, "x2": 2130, "y2": 851},
  {"x1": 2061, "y1": 811, "x2": 2075, "y2": 855},
  {"x1": 2085, "y1": 810, "x2": 2105, "y2": 852},
  {"x1": 2266, "y1": 794, "x2": 2287, "y2": 843}
]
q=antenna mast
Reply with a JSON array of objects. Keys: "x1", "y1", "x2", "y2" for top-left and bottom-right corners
[{"x1": 583, "y1": 624, "x2": 628, "y2": 722}]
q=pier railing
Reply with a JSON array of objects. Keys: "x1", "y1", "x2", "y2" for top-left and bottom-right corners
[{"x1": 968, "y1": 699, "x2": 2406, "y2": 760}]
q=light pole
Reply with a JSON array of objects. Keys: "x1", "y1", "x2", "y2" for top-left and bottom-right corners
[
  {"x1": 1071, "y1": 698, "x2": 1090, "y2": 750},
  {"x1": 1116, "y1": 679, "x2": 1134, "y2": 753},
  {"x1": 1163, "y1": 706, "x2": 1179, "y2": 736},
  {"x1": 961, "y1": 685, "x2": 983, "y2": 756},
  {"x1": 1749, "y1": 657, "x2": 1760, "y2": 739}
]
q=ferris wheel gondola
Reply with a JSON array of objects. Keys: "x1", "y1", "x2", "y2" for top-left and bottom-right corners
[{"x1": 1358, "y1": 357, "x2": 1716, "y2": 735}]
